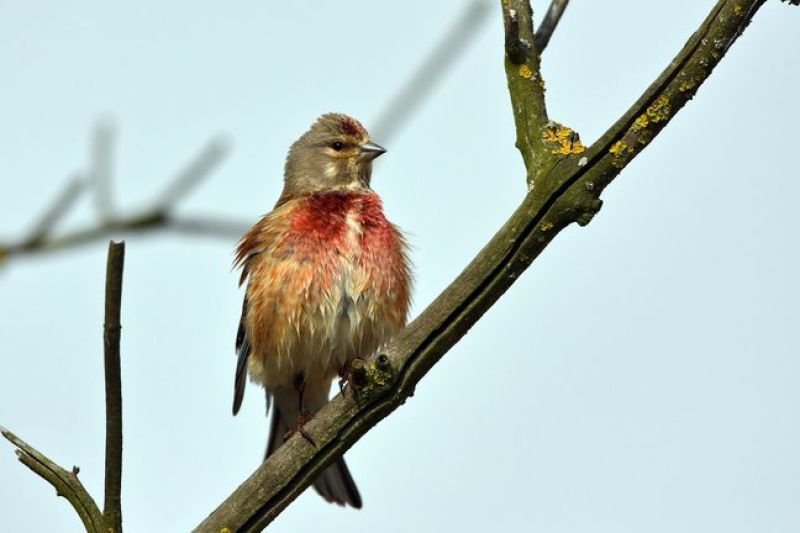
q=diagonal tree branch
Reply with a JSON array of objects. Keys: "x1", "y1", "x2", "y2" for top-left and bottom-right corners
[
  {"x1": 20, "y1": 174, "x2": 87, "y2": 249},
  {"x1": 150, "y1": 138, "x2": 230, "y2": 213},
  {"x1": 194, "y1": 0, "x2": 768, "y2": 530},
  {"x1": 371, "y1": 0, "x2": 492, "y2": 141}
]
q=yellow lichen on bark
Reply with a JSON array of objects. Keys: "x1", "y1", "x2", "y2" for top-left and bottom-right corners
[
  {"x1": 609, "y1": 140, "x2": 635, "y2": 167},
  {"x1": 542, "y1": 123, "x2": 586, "y2": 155},
  {"x1": 646, "y1": 95, "x2": 671, "y2": 123},
  {"x1": 679, "y1": 79, "x2": 697, "y2": 92},
  {"x1": 632, "y1": 114, "x2": 650, "y2": 132}
]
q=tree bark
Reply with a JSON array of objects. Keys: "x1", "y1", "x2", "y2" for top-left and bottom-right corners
[{"x1": 194, "y1": 0, "x2": 768, "y2": 530}]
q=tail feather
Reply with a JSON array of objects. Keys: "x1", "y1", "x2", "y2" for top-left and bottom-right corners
[
  {"x1": 266, "y1": 400, "x2": 362, "y2": 508},
  {"x1": 313, "y1": 457, "x2": 362, "y2": 508}
]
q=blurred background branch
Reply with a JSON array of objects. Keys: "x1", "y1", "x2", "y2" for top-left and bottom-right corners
[
  {"x1": 535, "y1": 0, "x2": 570, "y2": 51},
  {"x1": 0, "y1": 0, "x2": 494, "y2": 267}
]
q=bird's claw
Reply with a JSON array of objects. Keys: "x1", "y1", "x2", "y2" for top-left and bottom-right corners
[
  {"x1": 338, "y1": 359, "x2": 364, "y2": 405},
  {"x1": 284, "y1": 409, "x2": 316, "y2": 447}
]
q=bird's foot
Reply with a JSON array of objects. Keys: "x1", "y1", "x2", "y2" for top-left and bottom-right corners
[
  {"x1": 284, "y1": 409, "x2": 316, "y2": 447},
  {"x1": 338, "y1": 359, "x2": 365, "y2": 405}
]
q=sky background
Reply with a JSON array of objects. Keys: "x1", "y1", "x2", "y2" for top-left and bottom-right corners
[{"x1": 1, "y1": 1, "x2": 799, "y2": 532}]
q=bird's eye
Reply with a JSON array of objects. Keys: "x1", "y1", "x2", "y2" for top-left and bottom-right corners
[{"x1": 331, "y1": 141, "x2": 344, "y2": 151}]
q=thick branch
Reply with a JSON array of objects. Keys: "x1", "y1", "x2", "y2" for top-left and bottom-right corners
[
  {"x1": 103, "y1": 241, "x2": 125, "y2": 532},
  {"x1": 502, "y1": 0, "x2": 554, "y2": 185},
  {"x1": 194, "y1": 0, "x2": 766, "y2": 530},
  {"x1": 1, "y1": 427, "x2": 104, "y2": 532}
]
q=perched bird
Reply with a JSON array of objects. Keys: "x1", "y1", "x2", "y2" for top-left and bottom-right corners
[{"x1": 232, "y1": 113, "x2": 412, "y2": 508}]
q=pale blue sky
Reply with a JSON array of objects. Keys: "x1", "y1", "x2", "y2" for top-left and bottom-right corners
[{"x1": 1, "y1": 1, "x2": 799, "y2": 532}]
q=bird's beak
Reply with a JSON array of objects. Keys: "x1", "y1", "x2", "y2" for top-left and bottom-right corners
[{"x1": 360, "y1": 140, "x2": 387, "y2": 161}]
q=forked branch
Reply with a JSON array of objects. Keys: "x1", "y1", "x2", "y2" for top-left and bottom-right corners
[
  {"x1": 1, "y1": 241, "x2": 127, "y2": 533},
  {"x1": 0, "y1": 427, "x2": 104, "y2": 531},
  {"x1": 194, "y1": 0, "x2": 768, "y2": 530}
]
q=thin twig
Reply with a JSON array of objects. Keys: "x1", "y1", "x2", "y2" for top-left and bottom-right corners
[
  {"x1": 151, "y1": 138, "x2": 230, "y2": 212},
  {"x1": 1, "y1": 427, "x2": 104, "y2": 532},
  {"x1": 4, "y1": 212, "x2": 247, "y2": 258},
  {"x1": 371, "y1": 0, "x2": 492, "y2": 141},
  {"x1": 103, "y1": 241, "x2": 125, "y2": 532},
  {"x1": 194, "y1": 0, "x2": 767, "y2": 529},
  {"x1": 534, "y1": 0, "x2": 569, "y2": 52},
  {"x1": 20, "y1": 174, "x2": 87, "y2": 249}
]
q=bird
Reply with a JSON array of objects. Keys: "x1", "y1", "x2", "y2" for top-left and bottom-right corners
[{"x1": 232, "y1": 113, "x2": 412, "y2": 508}]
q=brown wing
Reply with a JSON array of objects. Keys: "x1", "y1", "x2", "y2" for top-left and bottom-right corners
[{"x1": 231, "y1": 206, "x2": 293, "y2": 415}]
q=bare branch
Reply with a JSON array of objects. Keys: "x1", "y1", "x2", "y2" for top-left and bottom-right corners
[
  {"x1": 502, "y1": 0, "x2": 552, "y2": 184},
  {"x1": 371, "y1": 0, "x2": 492, "y2": 141},
  {"x1": 20, "y1": 174, "x2": 87, "y2": 249},
  {"x1": 3, "y1": 212, "x2": 248, "y2": 260},
  {"x1": 534, "y1": 0, "x2": 569, "y2": 52},
  {"x1": 151, "y1": 137, "x2": 230, "y2": 212},
  {"x1": 1, "y1": 427, "x2": 104, "y2": 532},
  {"x1": 2, "y1": 243, "x2": 127, "y2": 531},
  {"x1": 165, "y1": 214, "x2": 249, "y2": 239},
  {"x1": 194, "y1": 0, "x2": 767, "y2": 529},
  {"x1": 103, "y1": 241, "x2": 125, "y2": 532}
]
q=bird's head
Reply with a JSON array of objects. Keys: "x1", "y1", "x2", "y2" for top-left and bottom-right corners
[{"x1": 282, "y1": 113, "x2": 386, "y2": 199}]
